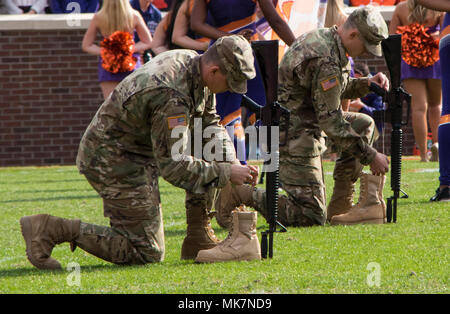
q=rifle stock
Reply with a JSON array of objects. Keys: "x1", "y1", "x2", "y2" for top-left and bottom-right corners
[
  {"x1": 241, "y1": 40, "x2": 289, "y2": 258},
  {"x1": 380, "y1": 34, "x2": 411, "y2": 223},
  {"x1": 382, "y1": 35, "x2": 402, "y2": 89},
  {"x1": 251, "y1": 40, "x2": 278, "y2": 104}
]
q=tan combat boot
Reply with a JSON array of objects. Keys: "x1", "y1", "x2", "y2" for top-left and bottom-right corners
[
  {"x1": 215, "y1": 182, "x2": 255, "y2": 229},
  {"x1": 326, "y1": 180, "x2": 355, "y2": 222},
  {"x1": 331, "y1": 173, "x2": 385, "y2": 225},
  {"x1": 181, "y1": 205, "x2": 220, "y2": 260},
  {"x1": 195, "y1": 211, "x2": 261, "y2": 263},
  {"x1": 20, "y1": 214, "x2": 80, "y2": 270}
]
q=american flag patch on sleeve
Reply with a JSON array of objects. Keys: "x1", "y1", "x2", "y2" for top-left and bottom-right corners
[
  {"x1": 167, "y1": 115, "x2": 187, "y2": 129},
  {"x1": 320, "y1": 76, "x2": 339, "y2": 91}
]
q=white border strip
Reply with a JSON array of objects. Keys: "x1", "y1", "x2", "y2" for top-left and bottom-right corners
[{"x1": 0, "y1": 6, "x2": 395, "y2": 31}]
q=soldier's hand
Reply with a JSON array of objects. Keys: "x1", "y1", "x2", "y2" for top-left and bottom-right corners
[
  {"x1": 370, "y1": 152, "x2": 390, "y2": 176},
  {"x1": 230, "y1": 164, "x2": 255, "y2": 185},
  {"x1": 237, "y1": 29, "x2": 253, "y2": 42},
  {"x1": 247, "y1": 165, "x2": 259, "y2": 186},
  {"x1": 368, "y1": 72, "x2": 390, "y2": 91}
]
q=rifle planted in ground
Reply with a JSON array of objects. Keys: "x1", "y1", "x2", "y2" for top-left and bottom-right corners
[
  {"x1": 240, "y1": 40, "x2": 289, "y2": 258},
  {"x1": 369, "y1": 34, "x2": 411, "y2": 223}
]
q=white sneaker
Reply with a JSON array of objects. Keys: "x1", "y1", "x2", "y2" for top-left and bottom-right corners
[{"x1": 430, "y1": 143, "x2": 439, "y2": 162}]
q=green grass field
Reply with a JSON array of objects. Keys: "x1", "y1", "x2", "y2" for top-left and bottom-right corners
[{"x1": 0, "y1": 160, "x2": 448, "y2": 294}]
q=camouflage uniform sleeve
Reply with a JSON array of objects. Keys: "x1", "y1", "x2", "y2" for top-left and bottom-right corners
[
  {"x1": 151, "y1": 95, "x2": 231, "y2": 194},
  {"x1": 342, "y1": 77, "x2": 371, "y2": 100},
  {"x1": 200, "y1": 91, "x2": 237, "y2": 164},
  {"x1": 307, "y1": 58, "x2": 377, "y2": 165}
]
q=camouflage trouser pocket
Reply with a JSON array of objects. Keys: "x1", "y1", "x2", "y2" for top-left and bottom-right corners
[
  {"x1": 279, "y1": 155, "x2": 324, "y2": 186},
  {"x1": 101, "y1": 185, "x2": 159, "y2": 220},
  {"x1": 287, "y1": 132, "x2": 324, "y2": 158}
]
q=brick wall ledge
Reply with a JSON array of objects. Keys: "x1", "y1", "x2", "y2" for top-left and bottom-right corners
[
  {"x1": 0, "y1": 13, "x2": 94, "y2": 30},
  {"x1": 0, "y1": 6, "x2": 394, "y2": 31}
]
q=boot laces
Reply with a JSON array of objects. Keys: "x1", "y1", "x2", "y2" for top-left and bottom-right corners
[
  {"x1": 345, "y1": 190, "x2": 354, "y2": 204},
  {"x1": 206, "y1": 221, "x2": 218, "y2": 241},
  {"x1": 222, "y1": 224, "x2": 236, "y2": 246}
]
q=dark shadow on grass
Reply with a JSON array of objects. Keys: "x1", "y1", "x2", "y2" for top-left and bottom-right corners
[
  {"x1": 4, "y1": 188, "x2": 94, "y2": 194},
  {"x1": 163, "y1": 229, "x2": 187, "y2": 237},
  {"x1": 0, "y1": 195, "x2": 100, "y2": 203},
  {"x1": 0, "y1": 264, "x2": 144, "y2": 278},
  {"x1": 383, "y1": 197, "x2": 433, "y2": 206},
  {"x1": 159, "y1": 189, "x2": 181, "y2": 196},
  {"x1": 0, "y1": 267, "x2": 62, "y2": 278},
  {"x1": 0, "y1": 179, "x2": 85, "y2": 185}
]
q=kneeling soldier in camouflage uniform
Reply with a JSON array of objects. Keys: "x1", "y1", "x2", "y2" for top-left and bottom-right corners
[
  {"x1": 20, "y1": 35, "x2": 260, "y2": 269},
  {"x1": 217, "y1": 6, "x2": 391, "y2": 227}
]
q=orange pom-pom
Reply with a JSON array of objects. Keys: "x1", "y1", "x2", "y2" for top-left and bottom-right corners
[
  {"x1": 397, "y1": 23, "x2": 440, "y2": 68},
  {"x1": 100, "y1": 31, "x2": 137, "y2": 73}
]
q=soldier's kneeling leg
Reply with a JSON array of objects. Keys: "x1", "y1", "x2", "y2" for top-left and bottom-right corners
[
  {"x1": 73, "y1": 196, "x2": 165, "y2": 265},
  {"x1": 271, "y1": 154, "x2": 327, "y2": 226},
  {"x1": 344, "y1": 111, "x2": 377, "y2": 146},
  {"x1": 328, "y1": 112, "x2": 377, "y2": 220},
  {"x1": 76, "y1": 164, "x2": 165, "y2": 265},
  {"x1": 253, "y1": 183, "x2": 326, "y2": 227}
]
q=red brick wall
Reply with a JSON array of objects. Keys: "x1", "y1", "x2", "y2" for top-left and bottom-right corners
[
  {"x1": 0, "y1": 28, "x2": 415, "y2": 167},
  {"x1": 0, "y1": 29, "x2": 103, "y2": 167}
]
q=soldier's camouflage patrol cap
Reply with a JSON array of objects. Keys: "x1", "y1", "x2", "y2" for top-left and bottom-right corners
[
  {"x1": 214, "y1": 35, "x2": 256, "y2": 94},
  {"x1": 349, "y1": 5, "x2": 388, "y2": 57}
]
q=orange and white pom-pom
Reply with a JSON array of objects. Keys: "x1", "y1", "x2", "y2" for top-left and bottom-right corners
[
  {"x1": 100, "y1": 31, "x2": 137, "y2": 73},
  {"x1": 397, "y1": 23, "x2": 440, "y2": 68}
]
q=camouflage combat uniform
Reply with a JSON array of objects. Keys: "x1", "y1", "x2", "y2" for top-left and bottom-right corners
[
  {"x1": 75, "y1": 49, "x2": 236, "y2": 264},
  {"x1": 254, "y1": 26, "x2": 378, "y2": 227}
]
